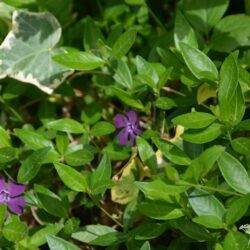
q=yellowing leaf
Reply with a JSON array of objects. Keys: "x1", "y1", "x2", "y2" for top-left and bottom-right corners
[
  {"x1": 197, "y1": 83, "x2": 216, "y2": 104},
  {"x1": 170, "y1": 125, "x2": 185, "y2": 143},
  {"x1": 111, "y1": 157, "x2": 140, "y2": 204}
]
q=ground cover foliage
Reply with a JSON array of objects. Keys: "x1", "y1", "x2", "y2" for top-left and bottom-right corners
[{"x1": 0, "y1": 0, "x2": 250, "y2": 249}]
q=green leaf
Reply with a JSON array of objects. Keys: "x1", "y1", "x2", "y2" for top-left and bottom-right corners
[
  {"x1": 136, "y1": 137, "x2": 157, "y2": 174},
  {"x1": 183, "y1": 145, "x2": 225, "y2": 182},
  {"x1": 54, "y1": 162, "x2": 88, "y2": 192},
  {"x1": 183, "y1": 0, "x2": 229, "y2": 34},
  {"x1": 0, "y1": 126, "x2": 11, "y2": 147},
  {"x1": 46, "y1": 118, "x2": 85, "y2": 134},
  {"x1": 226, "y1": 194, "x2": 250, "y2": 225},
  {"x1": 72, "y1": 225, "x2": 125, "y2": 246},
  {"x1": 231, "y1": 137, "x2": 250, "y2": 155},
  {"x1": 46, "y1": 234, "x2": 80, "y2": 250},
  {"x1": 169, "y1": 218, "x2": 213, "y2": 241},
  {"x1": 174, "y1": 10, "x2": 198, "y2": 49},
  {"x1": 56, "y1": 132, "x2": 69, "y2": 155},
  {"x1": 63, "y1": 218, "x2": 80, "y2": 235},
  {"x1": 211, "y1": 14, "x2": 250, "y2": 52},
  {"x1": 113, "y1": 60, "x2": 133, "y2": 89},
  {"x1": 0, "y1": 147, "x2": 17, "y2": 164},
  {"x1": 187, "y1": 189, "x2": 226, "y2": 220},
  {"x1": 224, "y1": 231, "x2": 249, "y2": 250},
  {"x1": 14, "y1": 128, "x2": 53, "y2": 150},
  {"x1": 181, "y1": 122, "x2": 222, "y2": 144},
  {"x1": 135, "y1": 179, "x2": 188, "y2": 201},
  {"x1": 35, "y1": 184, "x2": 68, "y2": 218},
  {"x1": 0, "y1": 10, "x2": 72, "y2": 94},
  {"x1": 153, "y1": 138, "x2": 191, "y2": 165},
  {"x1": 91, "y1": 121, "x2": 115, "y2": 136},
  {"x1": 90, "y1": 153, "x2": 112, "y2": 195},
  {"x1": 155, "y1": 97, "x2": 177, "y2": 110},
  {"x1": 140, "y1": 241, "x2": 151, "y2": 250},
  {"x1": 53, "y1": 51, "x2": 104, "y2": 71},
  {"x1": 192, "y1": 215, "x2": 224, "y2": 229},
  {"x1": 217, "y1": 151, "x2": 250, "y2": 194},
  {"x1": 138, "y1": 200, "x2": 184, "y2": 220},
  {"x1": 17, "y1": 147, "x2": 51, "y2": 183},
  {"x1": 111, "y1": 29, "x2": 137, "y2": 58},
  {"x1": 125, "y1": 0, "x2": 145, "y2": 5},
  {"x1": 83, "y1": 16, "x2": 105, "y2": 51},
  {"x1": 64, "y1": 149, "x2": 94, "y2": 167},
  {"x1": 3, "y1": 220, "x2": 28, "y2": 242},
  {"x1": 218, "y1": 54, "x2": 245, "y2": 126},
  {"x1": 136, "y1": 55, "x2": 159, "y2": 85},
  {"x1": 29, "y1": 224, "x2": 63, "y2": 247},
  {"x1": 172, "y1": 112, "x2": 216, "y2": 129},
  {"x1": 179, "y1": 42, "x2": 218, "y2": 81},
  {"x1": 110, "y1": 86, "x2": 144, "y2": 110}
]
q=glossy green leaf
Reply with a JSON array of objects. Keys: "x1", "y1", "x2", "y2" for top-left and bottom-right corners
[
  {"x1": 17, "y1": 147, "x2": 51, "y2": 183},
  {"x1": 110, "y1": 86, "x2": 144, "y2": 110},
  {"x1": 226, "y1": 194, "x2": 250, "y2": 225},
  {"x1": 169, "y1": 218, "x2": 213, "y2": 241},
  {"x1": 180, "y1": 42, "x2": 218, "y2": 81},
  {"x1": 0, "y1": 203, "x2": 7, "y2": 227},
  {"x1": 138, "y1": 200, "x2": 184, "y2": 220},
  {"x1": 46, "y1": 118, "x2": 85, "y2": 134},
  {"x1": 192, "y1": 215, "x2": 224, "y2": 229},
  {"x1": 56, "y1": 132, "x2": 69, "y2": 155},
  {"x1": 140, "y1": 241, "x2": 151, "y2": 250},
  {"x1": 172, "y1": 112, "x2": 216, "y2": 129},
  {"x1": 155, "y1": 97, "x2": 177, "y2": 110},
  {"x1": 0, "y1": 147, "x2": 17, "y2": 164},
  {"x1": 223, "y1": 231, "x2": 249, "y2": 250},
  {"x1": 135, "y1": 179, "x2": 188, "y2": 201},
  {"x1": 3, "y1": 220, "x2": 28, "y2": 242},
  {"x1": 90, "y1": 153, "x2": 112, "y2": 195},
  {"x1": 64, "y1": 149, "x2": 94, "y2": 167},
  {"x1": 181, "y1": 123, "x2": 222, "y2": 144},
  {"x1": 183, "y1": 0, "x2": 229, "y2": 34},
  {"x1": 63, "y1": 217, "x2": 80, "y2": 235},
  {"x1": 113, "y1": 60, "x2": 133, "y2": 89},
  {"x1": 111, "y1": 29, "x2": 137, "y2": 58},
  {"x1": 211, "y1": 14, "x2": 250, "y2": 52},
  {"x1": 0, "y1": 10, "x2": 72, "y2": 94},
  {"x1": 72, "y1": 225, "x2": 125, "y2": 246},
  {"x1": 183, "y1": 145, "x2": 225, "y2": 182},
  {"x1": 83, "y1": 16, "x2": 105, "y2": 51},
  {"x1": 34, "y1": 185, "x2": 69, "y2": 218},
  {"x1": 136, "y1": 136, "x2": 157, "y2": 174},
  {"x1": 91, "y1": 121, "x2": 115, "y2": 136},
  {"x1": 54, "y1": 162, "x2": 88, "y2": 192},
  {"x1": 218, "y1": 54, "x2": 245, "y2": 126},
  {"x1": 231, "y1": 137, "x2": 250, "y2": 155},
  {"x1": 217, "y1": 151, "x2": 250, "y2": 194},
  {"x1": 153, "y1": 138, "x2": 191, "y2": 165},
  {"x1": 14, "y1": 128, "x2": 53, "y2": 150},
  {"x1": 53, "y1": 51, "x2": 104, "y2": 71},
  {"x1": 46, "y1": 234, "x2": 80, "y2": 250},
  {"x1": 0, "y1": 126, "x2": 11, "y2": 147},
  {"x1": 29, "y1": 224, "x2": 63, "y2": 247},
  {"x1": 187, "y1": 189, "x2": 226, "y2": 220},
  {"x1": 174, "y1": 10, "x2": 198, "y2": 49}
]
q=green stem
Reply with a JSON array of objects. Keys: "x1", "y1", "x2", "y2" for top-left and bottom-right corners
[{"x1": 176, "y1": 181, "x2": 243, "y2": 197}]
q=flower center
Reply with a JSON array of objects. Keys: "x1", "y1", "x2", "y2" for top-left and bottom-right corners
[
  {"x1": 127, "y1": 123, "x2": 135, "y2": 133},
  {"x1": 0, "y1": 190, "x2": 9, "y2": 203}
]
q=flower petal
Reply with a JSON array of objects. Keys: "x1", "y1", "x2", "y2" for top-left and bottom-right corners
[
  {"x1": 117, "y1": 128, "x2": 129, "y2": 145},
  {"x1": 7, "y1": 197, "x2": 25, "y2": 214},
  {"x1": 134, "y1": 125, "x2": 143, "y2": 136},
  {"x1": 126, "y1": 111, "x2": 137, "y2": 125},
  {"x1": 8, "y1": 180, "x2": 26, "y2": 197},
  {"x1": 129, "y1": 133, "x2": 135, "y2": 146},
  {"x1": 114, "y1": 114, "x2": 128, "y2": 128},
  {"x1": 0, "y1": 176, "x2": 6, "y2": 192}
]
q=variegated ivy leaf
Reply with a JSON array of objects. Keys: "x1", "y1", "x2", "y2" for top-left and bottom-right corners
[{"x1": 0, "y1": 10, "x2": 73, "y2": 94}]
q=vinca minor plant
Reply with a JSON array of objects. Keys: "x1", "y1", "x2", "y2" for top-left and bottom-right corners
[{"x1": 0, "y1": 0, "x2": 249, "y2": 249}]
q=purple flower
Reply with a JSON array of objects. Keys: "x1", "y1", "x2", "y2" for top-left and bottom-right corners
[
  {"x1": 114, "y1": 110, "x2": 142, "y2": 145},
  {"x1": 0, "y1": 176, "x2": 26, "y2": 215}
]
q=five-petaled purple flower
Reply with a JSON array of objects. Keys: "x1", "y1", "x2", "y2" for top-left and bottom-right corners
[
  {"x1": 114, "y1": 110, "x2": 142, "y2": 145},
  {"x1": 0, "y1": 176, "x2": 26, "y2": 215}
]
